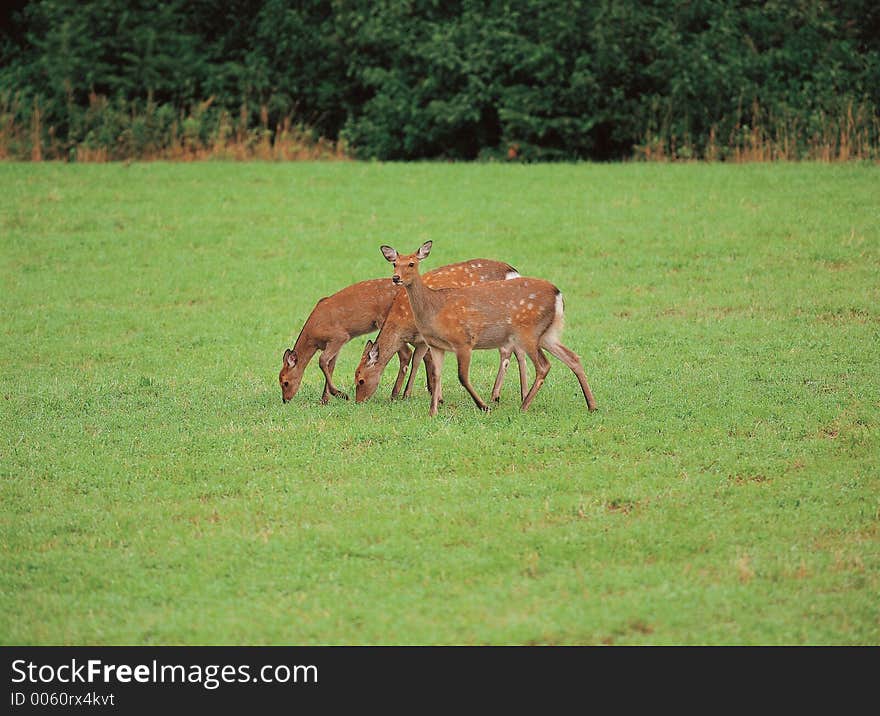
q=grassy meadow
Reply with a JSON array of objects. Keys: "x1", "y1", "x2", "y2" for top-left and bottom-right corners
[{"x1": 1, "y1": 161, "x2": 878, "y2": 645}]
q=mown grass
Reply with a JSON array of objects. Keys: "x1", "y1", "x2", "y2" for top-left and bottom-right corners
[{"x1": 1, "y1": 161, "x2": 878, "y2": 645}]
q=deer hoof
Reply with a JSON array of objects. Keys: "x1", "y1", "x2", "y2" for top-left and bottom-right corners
[{"x1": 336, "y1": 391, "x2": 350, "y2": 401}]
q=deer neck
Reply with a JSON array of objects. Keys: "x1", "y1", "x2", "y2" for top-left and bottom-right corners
[
  {"x1": 404, "y1": 272, "x2": 442, "y2": 333},
  {"x1": 290, "y1": 333, "x2": 319, "y2": 376},
  {"x1": 373, "y1": 324, "x2": 405, "y2": 370}
]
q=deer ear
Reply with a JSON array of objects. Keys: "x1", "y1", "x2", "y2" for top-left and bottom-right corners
[
  {"x1": 362, "y1": 339, "x2": 373, "y2": 357},
  {"x1": 416, "y1": 241, "x2": 432, "y2": 260},
  {"x1": 380, "y1": 245, "x2": 398, "y2": 262},
  {"x1": 367, "y1": 342, "x2": 379, "y2": 366},
  {"x1": 285, "y1": 349, "x2": 297, "y2": 368}
]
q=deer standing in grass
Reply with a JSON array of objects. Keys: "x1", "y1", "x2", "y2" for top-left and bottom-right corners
[
  {"x1": 381, "y1": 241, "x2": 597, "y2": 416},
  {"x1": 354, "y1": 258, "x2": 528, "y2": 404},
  {"x1": 279, "y1": 279, "x2": 414, "y2": 404}
]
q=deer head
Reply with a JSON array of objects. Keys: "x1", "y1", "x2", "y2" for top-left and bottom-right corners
[
  {"x1": 278, "y1": 348, "x2": 304, "y2": 403},
  {"x1": 354, "y1": 339, "x2": 382, "y2": 403},
  {"x1": 381, "y1": 241, "x2": 431, "y2": 286}
]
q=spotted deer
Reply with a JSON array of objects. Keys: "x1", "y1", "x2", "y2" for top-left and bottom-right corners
[
  {"x1": 279, "y1": 278, "x2": 414, "y2": 404},
  {"x1": 380, "y1": 242, "x2": 597, "y2": 416},
  {"x1": 354, "y1": 258, "x2": 528, "y2": 403}
]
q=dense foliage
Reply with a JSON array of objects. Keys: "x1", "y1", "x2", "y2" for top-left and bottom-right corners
[{"x1": 1, "y1": 0, "x2": 879, "y2": 160}]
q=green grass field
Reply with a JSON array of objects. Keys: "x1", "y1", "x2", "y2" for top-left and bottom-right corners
[{"x1": 1, "y1": 161, "x2": 878, "y2": 645}]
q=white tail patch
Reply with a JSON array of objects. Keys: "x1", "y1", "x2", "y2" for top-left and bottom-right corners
[
  {"x1": 541, "y1": 292, "x2": 565, "y2": 348},
  {"x1": 505, "y1": 270, "x2": 520, "y2": 279}
]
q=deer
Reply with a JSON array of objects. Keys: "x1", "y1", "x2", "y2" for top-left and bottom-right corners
[
  {"x1": 354, "y1": 259, "x2": 528, "y2": 404},
  {"x1": 279, "y1": 278, "x2": 415, "y2": 404},
  {"x1": 380, "y1": 241, "x2": 598, "y2": 416}
]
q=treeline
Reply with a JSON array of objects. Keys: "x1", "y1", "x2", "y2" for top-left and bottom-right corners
[{"x1": 1, "y1": 0, "x2": 879, "y2": 161}]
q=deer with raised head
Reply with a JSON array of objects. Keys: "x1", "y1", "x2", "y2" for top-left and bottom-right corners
[
  {"x1": 354, "y1": 258, "x2": 528, "y2": 404},
  {"x1": 279, "y1": 278, "x2": 414, "y2": 404},
  {"x1": 380, "y1": 241, "x2": 597, "y2": 416}
]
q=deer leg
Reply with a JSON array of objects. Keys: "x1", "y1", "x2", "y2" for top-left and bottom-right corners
[
  {"x1": 390, "y1": 344, "x2": 413, "y2": 400},
  {"x1": 319, "y1": 353, "x2": 332, "y2": 405},
  {"x1": 428, "y1": 346, "x2": 445, "y2": 416},
  {"x1": 423, "y1": 346, "x2": 434, "y2": 392},
  {"x1": 514, "y1": 347, "x2": 529, "y2": 403},
  {"x1": 422, "y1": 348, "x2": 443, "y2": 404},
  {"x1": 456, "y1": 346, "x2": 490, "y2": 412},
  {"x1": 491, "y1": 347, "x2": 513, "y2": 402},
  {"x1": 521, "y1": 347, "x2": 551, "y2": 412},
  {"x1": 318, "y1": 337, "x2": 350, "y2": 403},
  {"x1": 403, "y1": 342, "x2": 429, "y2": 398},
  {"x1": 541, "y1": 339, "x2": 597, "y2": 411}
]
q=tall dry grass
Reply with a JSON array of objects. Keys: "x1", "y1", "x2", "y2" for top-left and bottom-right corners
[
  {"x1": 0, "y1": 92, "x2": 349, "y2": 163},
  {"x1": 635, "y1": 100, "x2": 880, "y2": 163},
  {"x1": 3, "y1": 91, "x2": 878, "y2": 163}
]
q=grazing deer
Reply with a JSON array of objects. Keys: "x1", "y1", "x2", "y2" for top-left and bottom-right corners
[
  {"x1": 279, "y1": 278, "x2": 414, "y2": 404},
  {"x1": 380, "y1": 242, "x2": 597, "y2": 416},
  {"x1": 354, "y1": 259, "x2": 528, "y2": 404}
]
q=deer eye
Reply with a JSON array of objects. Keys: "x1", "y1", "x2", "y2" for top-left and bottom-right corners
[
  {"x1": 358, "y1": 379, "x2": 365, "y2": 385},
  {"x1": 408, "y1": 262, "x2": 414, "y2": 267}
]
